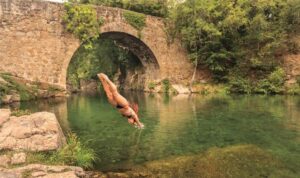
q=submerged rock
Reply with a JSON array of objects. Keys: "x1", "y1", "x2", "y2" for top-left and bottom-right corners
[
  {"x1": 114, "y1": 144, "x2": 296, "y2": 178},
  {"x1": 0, "y1": 111, "x2": 65, "y2": 151}
]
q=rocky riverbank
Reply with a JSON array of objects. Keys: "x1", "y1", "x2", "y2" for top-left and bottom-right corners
[
  {"x1": 0, "y1": 73, "x2": 66, "y2": 105},
  {"x1": 0, "y1": 109, "x2": 86, "y2": 178}
]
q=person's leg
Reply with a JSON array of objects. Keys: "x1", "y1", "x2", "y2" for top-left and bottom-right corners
[
  {"x1": 98, "y1": 74, "x2": 117, "y2": 106},
  {"x1": 98, "y1": 73, "x2": 129, "y2": 107}
]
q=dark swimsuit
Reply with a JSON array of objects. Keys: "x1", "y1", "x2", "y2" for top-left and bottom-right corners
[{"x1": 116, "y1": 104, "x2": 133, "y2": 118}]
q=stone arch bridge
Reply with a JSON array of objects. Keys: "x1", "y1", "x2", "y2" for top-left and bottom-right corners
[{"x1": 0, "y1": 0, "x2": 196, "y2": 89}]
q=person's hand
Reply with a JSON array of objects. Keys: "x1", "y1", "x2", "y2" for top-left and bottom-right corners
[{"x1": 134, "y1": 121, "x2": 144, "y2": 129}]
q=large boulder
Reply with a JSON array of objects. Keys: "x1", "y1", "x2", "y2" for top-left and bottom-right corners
[{"x1": 0, "y1": 111, "x2": 65, "y2": 151}]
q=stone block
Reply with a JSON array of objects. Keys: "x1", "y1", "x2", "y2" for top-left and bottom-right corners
[{"x1": 11, "y1": 153, "x2": 26, "y2": 165}]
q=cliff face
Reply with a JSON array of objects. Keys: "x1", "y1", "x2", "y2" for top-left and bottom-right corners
[{"x1": 284, "y1": 36, "x2": 300, "y2": 85}]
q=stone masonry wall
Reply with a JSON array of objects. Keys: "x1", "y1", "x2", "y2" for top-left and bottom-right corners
[
  {"x1": 0, "y1": 0, "x2": 79, "y2": 89},
  {"x1": 0, "y1": 0, "x2": 198, "y2": 89}
]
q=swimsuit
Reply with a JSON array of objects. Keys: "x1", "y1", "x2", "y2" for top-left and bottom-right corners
[
  {"x1": 116, "y1": 104, "x2": 133, "y2": 118},
  {"x1": 116, "y1": 104, "x2": 123, "y2": 109}
]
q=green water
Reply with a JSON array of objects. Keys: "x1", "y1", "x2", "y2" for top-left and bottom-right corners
[{"x1": 11, "y1": 92, "x2": 300, "y2": 175}]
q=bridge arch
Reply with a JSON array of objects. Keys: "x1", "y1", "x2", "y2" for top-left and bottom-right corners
[{"x1": 0, "y1": 0, "x2": 196, "y2": 90}]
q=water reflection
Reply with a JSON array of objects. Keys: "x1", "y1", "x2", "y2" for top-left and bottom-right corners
[{"x1": 6, "y1": 93, "x2": 300, "y2": 175}]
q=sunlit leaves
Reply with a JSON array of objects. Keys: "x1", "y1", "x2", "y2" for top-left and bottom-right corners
[
  {"x1": 63, "y1": 3, "x2": 103, "y2": 49},
  {"x1": 171, "y1": 0, "x2": 300, "y2": 81}
]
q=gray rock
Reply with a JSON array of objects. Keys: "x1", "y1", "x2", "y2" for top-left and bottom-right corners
[{"x1": 0, "y1": 112, "x2": 66, "y2": 151}]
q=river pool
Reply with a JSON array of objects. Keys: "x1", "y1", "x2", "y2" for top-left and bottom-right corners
[{"x1": 7, "y1": 92, "x2": 300, "y2": 177}]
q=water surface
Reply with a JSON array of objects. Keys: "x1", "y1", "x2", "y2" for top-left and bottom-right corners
[{"x1": 9, "y1": 92, "x2": 300, "y2": 176}]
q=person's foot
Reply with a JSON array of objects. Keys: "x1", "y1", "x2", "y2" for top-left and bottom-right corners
[{"x1": 97, "y1": 73, "x2": 108, "y2": 80}]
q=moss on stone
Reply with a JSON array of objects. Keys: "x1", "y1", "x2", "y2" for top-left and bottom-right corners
[
  {"x1": 11, "y1": 109, "x2": 32, "y2": 117},
  {"x1": 123, "y1": 10, "x2": 146, "y2": 31}
]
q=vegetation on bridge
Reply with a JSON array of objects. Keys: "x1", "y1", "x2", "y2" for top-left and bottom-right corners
[
  {"x1": 63, "y1": 3, "x2": 104, "y2": 49},
  {"x1": 75, "y1": 0, "x2": 169, "y2": 17}
]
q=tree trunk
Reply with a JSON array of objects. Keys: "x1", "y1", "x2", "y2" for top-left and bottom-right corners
[{"x1": 189, "y1": 59, "x2": 198, "y2": 92}]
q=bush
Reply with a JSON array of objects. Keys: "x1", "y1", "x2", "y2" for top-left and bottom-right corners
[
  {"x1": 253, "y1": 79, "x2": 273, "y2": 94},
  {"x1": 54, "y1": 133, "x2": 96, "y2": 168},
  {"x1": 287, "y1": 84, "x2": 300, "y2": 95},
  {"x1": 268, "y1": 67, "x2": 285, "y2": 86},
  {"x1": 148, "y1": 82, "x2": 156, "y2": 90},
  {"x1": 28, "y1": 133, "x2": 96, "y2": 169},
  {"x1": 254, "y1": 68, "x2": 285, "y2": 94},
  {"x1": 162, "y1": 78, "x2": 170, "y2": 93},
  {"x1": 229, "y1": 77, "x2": 252, "y2": 94},
  {"x1": 296, "y1": 75, "x2": 300, "y2": 85}
]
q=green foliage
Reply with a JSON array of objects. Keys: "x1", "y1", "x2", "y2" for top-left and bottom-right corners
[
  {"x1": 67, "y1": 39, "x2": 138, "y2": 89},
  {"x1": 171, "y1": 0, "x2": 300, "y2": 82},
  {"x1": 0, "y1": 73, "x2": 35, "y2": 101},
  {"x1": 162, "y1": 78, "x2": 170, "y2": 93},
  {"x1": 286, "y1": 84, "x2": 300, "y2": 95},
  {"x1": 82, "y1": 0, "x2": 169, "y2": 17},
  {"x1": 63, "y1": 3, "x2": 103, "y2": 49},
  {"x1": 296, "y1": 75, "x2": 300, "y2": 85},
  {"x1": 28, "y1": 133, "x2": 96, "y2": 168},
  {"x1": 254, "y1": 67, "x2": 285, "y2": 94},
  {"x1": 123, "y1": 10, "x2": 146, "y2": 31},
  {"x1": 268, "y1": 67, "x2": 285, "y2": 87},
  {"x1": 148, "y1": 82, "x2": 156, "y2": 90},
  {"x1": 22, "y1": 170, "x2": 32, "y2": 178},
  {"x1": 229, "y1": 77, "x2": 252, "y2": 94},
  {"x1": 11, "y1": 109, "x2": 32, "y2": 117},
  {"x1": 229, "y1": 67, "x2": 286, "y2": 94},
  {"x1": 55, "y1": 133, "x2": 96, "y2": 168}
]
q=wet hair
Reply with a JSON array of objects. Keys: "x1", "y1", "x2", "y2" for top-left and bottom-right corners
[{"x1": 131, "y1": 103, "x2": 139, "y2": 114}]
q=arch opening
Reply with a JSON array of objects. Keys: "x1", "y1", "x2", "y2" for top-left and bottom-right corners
[{"x1": 66, "y1": 32, "x2": 160, "y2": 92}]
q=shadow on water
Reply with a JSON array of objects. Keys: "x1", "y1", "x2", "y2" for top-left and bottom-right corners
[{"x1": 8, "y1": 92, "x2": 300, "y2": 177}]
